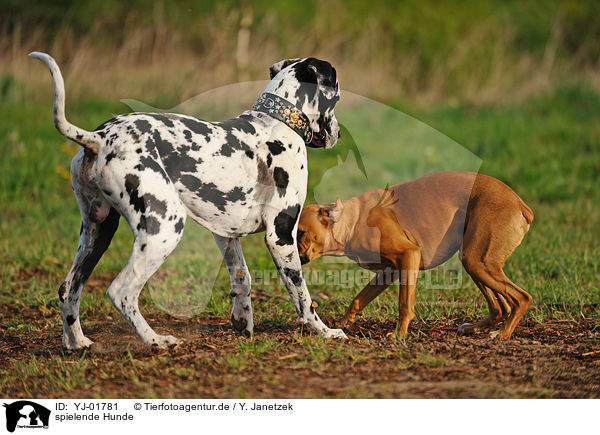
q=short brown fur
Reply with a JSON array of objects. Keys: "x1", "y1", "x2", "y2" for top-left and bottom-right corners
[{"x1": 298, "y1": 171, "x2": 533, "y2": 339}]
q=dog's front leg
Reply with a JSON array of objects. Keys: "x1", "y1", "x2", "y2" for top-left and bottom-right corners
[
  {"x1": 394, "y1": 249, "x2": 422, "y2": 339},
  {"x1": 264, "y1": 221, "x2": 346, "y2": 339},
  {"x1": 213, "y1": 234, "x2": 254, "y2": 337},
  {"x1": 341, "y1": 271, "x2": 396, "y2": 326}
]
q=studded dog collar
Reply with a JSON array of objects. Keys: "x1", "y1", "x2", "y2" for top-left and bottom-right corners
[{"x1": 253, "y1": 93, "x2": 313, "y2": 144}]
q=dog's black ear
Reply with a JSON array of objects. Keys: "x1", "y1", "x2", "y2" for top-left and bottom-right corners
[
  {"x1": 307, "y1": 59, "x2": 338, "y2": 100},
  {"x1": 269, "y1": 58, "x2": 302, "y2": 79}
]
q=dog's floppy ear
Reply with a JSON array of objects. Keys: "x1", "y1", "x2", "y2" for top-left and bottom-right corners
[
  {"x1": 307, "y1": 59, "x2": 338, "y2": 100},
  {"x1": 318, "y1": 198, "x2": 344, "y2": 225},
  {"x1": 269, "y1": 58, "x2": 302, "y2": 79}
]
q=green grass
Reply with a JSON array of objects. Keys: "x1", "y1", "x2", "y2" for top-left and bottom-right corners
[{"x1": 0, "y1": 81, "x2": 599, "y2": 333}]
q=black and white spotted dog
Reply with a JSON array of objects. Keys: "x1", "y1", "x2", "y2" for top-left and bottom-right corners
[{"x1": 30, "y1": 52, "x2": 347, "y2": 349}]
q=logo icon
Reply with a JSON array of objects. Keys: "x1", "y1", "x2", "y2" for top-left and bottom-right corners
[{"x1": 3, "y1": 401, "x2": 50, "y2": 433}]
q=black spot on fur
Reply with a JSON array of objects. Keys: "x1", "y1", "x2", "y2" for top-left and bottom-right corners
[
  {"x1": 105, "y1": 151, "x2": 117, "y2": 163},
  {"x1": 66, "y1": 315, "x2": 77, "y2": 326},
  {"x1": 179, "y1": 175, "x2": 246, "y2": 211},
  {"x1": 180, "y1": 117, "x2": 213, "y2": 136},
  {"x1": 219, "y1": 117, "x2": 256, "y2": 135},
  {"x1": 218, "y1": 142, "x2": 234, "y2": 157},
  {"x1": 147, "y1": 113, "x2": 174, "y2": 128},
  {"x1": 142, "y1": 193, "x2": 168, "y2": 218},
  {"x1": 266, "y1": 154, "x2": 273, "y2": 167},
  {"x1": 127, "y1": 126, "x2": 141, "y2": 143},
  {"x1": 215, "y1": 131, "x2": 252, "y2": 157},
  {"x1": 152, "y1": 130, "x2": 175, "y2": 156},
  {"x1": 125, "y1": 174, "x2": 145, "y2": 213},
  {"x1": 137, "y1": 215, "x2": 161, "y2": 235},
  {"x1": 134, "y1": 119, "x2": 152, "y2": 134},
  {"x1": 134, "y1": 156, "x2": 170, "y2": 184},
  {"x1": 283, "y1": 267, "x2": 303, "y2": 286},
  {"x1": 162, "y1": 153, "x2": 199, "y2": 179},
  {"x1": 245, "y1": 150, "x2": 254, "y2": 159},
  {"x1": 174, "y1": 218, "x2": 185, "y2": 234},
  {"x1": 58, "y1": 282, "x2": 66, "y2": 303},
  {"x1": 94, "y1": 117, "x2": 121, "y2": 133},
  {"x1": 273, "y1": 167, "x2": 289, "y2": 197},
  {"x1": 124, "y1": 174, "x2": 167, "y2": 218},
  {"x1": 183, "y1": 130, "x2": 192, "y2": 141},
  {"x1": 267, "y1": 140, "x2": 286, "y2": 155},
  {"x1": 274, "y1": 204, "x2": 301, "y2": 246}
]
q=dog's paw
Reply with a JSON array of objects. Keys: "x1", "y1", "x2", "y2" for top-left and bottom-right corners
[
  {"x1": 457, "y1": 322, "x2": 475, "y2": 336},
  {"x1": 150, "y1": 335, "x2": 181, "y2": 349},
  {"x1": 489, "y1": 330, "x2": 504, "y2": 340},
  {"x1": 231, "y1": 314, "x2": 253, "y2": 338},
  {"x1": 63, "y1": 335, "x2": 94, "y2": 350},
  {"x1": 322, "y1": 328, "x2": 348, "y2": 340}
]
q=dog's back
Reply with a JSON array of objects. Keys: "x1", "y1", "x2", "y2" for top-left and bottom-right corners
[{"x1": 372, "y1": 171, "x2": 532, "y2": 269}]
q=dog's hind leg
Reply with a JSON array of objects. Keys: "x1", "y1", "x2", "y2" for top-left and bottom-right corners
[
  {"x1": 460, "y1": 208, "x2": 532, "y2": 338},
  {"x1": 100, "y1": 166, "x2": 188, "y2": 347},
  {"x1": 341, "y1": 271, "x2": 396, "y2": 326},
  {"x1": 457, "y1": 281, "x2": 503, "y2": 335},
  {"x1": 59, "y1": 207, "x2": 119, "y2": 349},
  {"x1": 213, "y1": 235, "x2": 254, "y2": 337},
  {"x1": 104, "y1": 203, "x2": 186, "y2": 347},
  {"x1": 60, "y1": 152, "x2": 120, "y2": 350}
]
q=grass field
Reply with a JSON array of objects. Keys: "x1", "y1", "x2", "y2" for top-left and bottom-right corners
[{"x1": 1, "y1": 73, "x2": 599, "y2": 397}]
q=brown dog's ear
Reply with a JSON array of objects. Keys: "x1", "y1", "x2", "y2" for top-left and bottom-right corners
[
  {"x1": 269, "y1": 58, "x2": 302, "y2": 79},
  {"x1": 317, "y1": 198, "x2": 344, "y2": 225}
]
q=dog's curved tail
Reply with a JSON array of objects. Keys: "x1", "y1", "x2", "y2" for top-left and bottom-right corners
[{"x1": 29, "y1": 52, "x2": 100, "y2": 154}]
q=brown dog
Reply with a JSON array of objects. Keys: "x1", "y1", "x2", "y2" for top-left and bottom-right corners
[{"x1": 297, "y1": 171, "x2": 534, "y2": 339}]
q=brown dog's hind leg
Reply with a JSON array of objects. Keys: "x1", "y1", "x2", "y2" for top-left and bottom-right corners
[
  {"x1": 460, "y1": 207, "x2": 532, "y2": 338},
  {"x1": 483, "y1": 269, "x2": 532, "y2": 338},
  {"x1": 341, "y1": 271, "x2": 395, "y2": 326},
  {"x1": 496, "y1": 292, "x2": 512, "y2": 320},
  {"x1": 457, "y1": 282, "x2": 503, "y2": 335}
]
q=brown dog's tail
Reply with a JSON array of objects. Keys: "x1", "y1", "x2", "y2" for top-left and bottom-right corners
[
  {"x1": 29, "y1": 52, "x2": 101, "y2": 154},
  {"x1": 519, "y1": 198, "x2": 534, "y2": 225}
]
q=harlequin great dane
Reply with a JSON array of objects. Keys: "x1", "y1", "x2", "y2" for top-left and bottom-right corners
[{"x1": 30, "y1": 52, "x2": 347, "y2": 349}]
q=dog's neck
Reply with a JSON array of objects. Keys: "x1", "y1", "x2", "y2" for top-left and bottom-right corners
[
  {"x1": 330, "y1": 198, "x2": 360, "y2": 252},
  {"x1": 262, "y1": 75, "x2": 321, "y2": 133},
  {"x1": 252, "y1": 93, "x2": 313, "y2": 144}
]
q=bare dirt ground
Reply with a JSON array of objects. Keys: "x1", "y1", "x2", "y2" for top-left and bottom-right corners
[{"x1": 1, "y1": 300, "x2": 599, "y2": 399}]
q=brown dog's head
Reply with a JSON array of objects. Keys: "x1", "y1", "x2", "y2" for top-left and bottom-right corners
[{"x1": 297, "y1": 199, "x2": 345, "y2": 264}]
